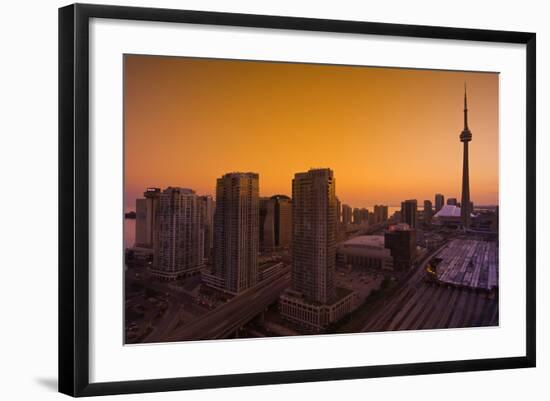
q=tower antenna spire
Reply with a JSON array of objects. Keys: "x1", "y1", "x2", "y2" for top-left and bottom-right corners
[
  {"x1": 464, "y1": 83, "x2": 469, "y2": 129},
  {"x1": 460, "y1": 83, "x2": 472, "y2": 229}
]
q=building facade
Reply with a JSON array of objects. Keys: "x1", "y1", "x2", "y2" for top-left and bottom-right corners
[
  {"x1": 336, "y1": 197, "x2": 341, "y2": 225},
  {"x1": 199, "y1": 195, "x2": 214, "y2": 263},
  {"x1": 259, "y1": 197, "x2": 275, "y2": 250},
  {"x1": 260, "y1": 194, "x2": 292, "y2": 251},
  {"x1": 337, "y1": 235, "x2": 393, "y2": 270},
  {"x1": 134, "y1": 187, "x2": 161, "y2": 248},
  {"x1": 360, "y1": 208, "x2": 369, "y2": 224},
  {"x1": 342, "y1": 204, "x2": 352, "y2": 226},
  {"x1": 435, "y1": 193, "x2": 445, "y2": 213},
  {"x1": 373, "y1": 204, "x2": 389, "y2": 224},
  {"x1": 273, "y1": 195, "x2": 292, "y2": 249},
  {"x1": 401, "y1": 199, "x2": 418, "y2": 229},
  {"x1": 290, "y1": 168, "x2": 337, "y2": 303},
  {"x1": 423, "y1": 200, "x2": 433, "y2": 223},
  {"x1": 384, "y1": 223, "x2": 417, "y2": 271},
  {"x1": 213, "y1": 172, "x2": 260, "y2": 294},
  {"x1": 353, "y1": 207, "x2": 362, "y2": 225},
  {"x1": 279, "y1": 288, "x2": 354, "y2": 332},
  {"x1": 151, "y1": 187, "x2": 203, "y2": 279},
  {"x1": 280, "y1": 168, "x2": 354, "y2": 332},
  {"x1": 135, "y1": 198, "x2": 148, "y2": 247}
]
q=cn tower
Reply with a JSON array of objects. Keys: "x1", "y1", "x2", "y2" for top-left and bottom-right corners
[{"x1": 460, "y1": 85, "x2": 472, "y2": 229}]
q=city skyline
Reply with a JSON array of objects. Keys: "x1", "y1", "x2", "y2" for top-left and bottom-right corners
[
  {"x1": 124, "y1": 55, "x2": 499, "y2": 211},
  {"x1": 126, "y1": 166, "x2": 499, "y2": 341},
  {"x1": 124, "y1": 54, "x2": 499, "y2": 343}
]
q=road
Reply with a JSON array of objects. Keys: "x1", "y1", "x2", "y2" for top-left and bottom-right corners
[
  {"x1": 125, "y1": 267, "x2": 209, "y2": 343},
  {"x1": 149, "y1": 267, "x2": 291, "y2": 342}
]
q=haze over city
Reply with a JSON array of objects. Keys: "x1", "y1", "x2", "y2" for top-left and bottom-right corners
[{"x1": 124, "y1": 55, "x2": 499, "y2": 211}]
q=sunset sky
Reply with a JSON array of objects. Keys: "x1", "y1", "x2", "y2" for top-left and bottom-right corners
[{"x1": 124, "y1": 55, "x2": 499, "y2": 211}]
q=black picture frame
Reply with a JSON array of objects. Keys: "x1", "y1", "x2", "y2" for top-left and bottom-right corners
[{"x1": 59, "y1": 3, "x2": 536, "y2": 397}]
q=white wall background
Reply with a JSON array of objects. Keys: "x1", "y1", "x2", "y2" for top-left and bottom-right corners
[{"x1": 0, "y1": 0, "x2": 547, "y2": 399}]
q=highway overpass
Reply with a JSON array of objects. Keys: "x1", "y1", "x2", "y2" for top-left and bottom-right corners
[{"x1": 151, "y1": 266, "x2": 291, "y2": 342}]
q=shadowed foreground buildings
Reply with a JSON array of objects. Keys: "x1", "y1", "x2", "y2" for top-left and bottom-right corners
[
  {"x1": 401, "y1": 199, "x2": 418, "y2": 229},
  {"x1": 280, "y1": 168, "x2": 354, "y2": 332},
  {"x1": 199, "y1": 195, "x2": 214, "y2": 263},
  {"x1": 435, "y1": 193, "x2": 445, "y2": 213},
  {"x1": 351, "y1": 207, "x2": 370, "y2": 226},
  {"x1": 259, "y1": 195, "x2": 292, "y2": 251},
  {"x1": 337, "y1": 235, "x2": 393, "y2": 270},
  {"x1": 423, "y1": 200, "x2": 433, "y2": 223},
  {"x1": 342, "y1": 204, "x2": 352, "y2": 226},
  {"x1": 150, "y1": 187, "x2": 204, "y2": 279},
  {"x1": 135, "y1": 187, "x2": 161, "y2": 248},
  {"x1": 337, "y1": 223, "x2": 417, "y2": 272},
  {"x1": 353, "y1": 207, "x2": 361, "y2": 225},
  {"x1": 384, "y1": 223, "x2": 417, "y2": 271},
  {"x1": 212, "y1": 172, "x2": 260, "y2": 294},
  {"x1": 373, "y1": 204, "x2": 389, "y2": 224}
]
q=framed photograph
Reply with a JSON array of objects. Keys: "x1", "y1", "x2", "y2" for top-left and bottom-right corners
[{"x1": 58, "y1": 3, "x2": 536, "y2": 397}]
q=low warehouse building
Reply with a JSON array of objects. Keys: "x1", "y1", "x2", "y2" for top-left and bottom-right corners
[{"x1": 337, "y1": 235, "x2": 393, "y2": 270}]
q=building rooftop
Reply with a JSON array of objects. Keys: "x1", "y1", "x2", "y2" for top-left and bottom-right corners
[
  {"x1": 388, "y1": 223, "x2": 412, "y2": 232},
  {"x1": 434, "y1": 204, "x2": 462, "y2": 218},
  {"x1": 270, "y1": 194, "x2": 291, "y2": 200},
  {"x1": 163, "y1": 187, "x2": 195, "y2": 194},
  {"x1": 434, "y1": 204, "x2": 477, "y2": 219},
  {"x1": 435, "y1": 239, "x2": 498, "y2": 291},
  {"x1": 221, "y1": 172, "x2": 259, "y2": 178},
  {"x1": 342, "y1": 235, "x2": 385, "y2": 249}
]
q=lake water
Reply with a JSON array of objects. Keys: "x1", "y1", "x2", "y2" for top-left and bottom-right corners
[{"x1": 125, "y1": 218, "x2": 135, "y2": 249}]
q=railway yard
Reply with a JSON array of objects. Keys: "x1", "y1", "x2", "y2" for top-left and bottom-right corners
[{"x1": 360, "y1": 237, "x2": 499, "y2": 333}]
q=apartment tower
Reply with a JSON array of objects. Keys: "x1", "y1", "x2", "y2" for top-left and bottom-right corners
[{"x1": 213, "y1": 172, "x2": 260, "y2": 293}]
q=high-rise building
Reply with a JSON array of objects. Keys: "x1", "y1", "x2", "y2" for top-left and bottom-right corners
[
  {"x1": 353, "y1": 208, "x2": 362, "y2": 225},
  {"x1": 373, "y1": 205, "x2": 389, "y2": 223},
  {"x1": 280, "y1": 168, "x2": 354, "y2": 331},
  {"x1": 460, "y1": 85, "x2": 473, "y2": 229},
  {"x1": 401, "y1": 199, "x2": 418, "y2": 229},
  {"x1": 259, "y1": 197, "x2": 274, "y2": 250},
  {"x1": 259, "y1": 195, "x2": 292, "y2": 251},
  {"x1": 384, "y1": 223, "x2": 417, "y2": 271},
  {"x1": 272, "y1": 195, "x2": 292, "y2": 249},
  {"x1": 135, "y1": 199, "x2": 148, "y2": 246},
  {"x1": 135, "y1": 187, "x2": 161, "y2": 248},
  {"x1": 423, "y1": 200, "x2": 433, "y2": 223},
  {"x1": 151, "y1": 187, "x2": 202, "y2": 279},
  {"x1": 342, "y1": 204, "x2": 352, "y2": 225},
  {"x1": 435, "y1": 193, "x2": 445, "y2": 213},
  {"x1": 199, "y1": 195, "x2": 214, "y2": 263},
  {"x1": 290, "y1": 168, "x2": 336, "y2": 303},
  {"x1": 447, "y1": 198, "x2": 458, "y2": 206},
  {"x1": 360, "y1": 208, "x2": 369, "y2": 224},
  {"x1": 336, "y1": 197, "x2": 341, "y2": 225},
  {"x1": 213, "y1": 172, "x2": 259, "y2": 293}
]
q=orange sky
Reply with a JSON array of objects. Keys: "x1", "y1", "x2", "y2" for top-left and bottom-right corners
[{"x1": 124, "y1": 55, "x2": 499, "y2": 210}]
